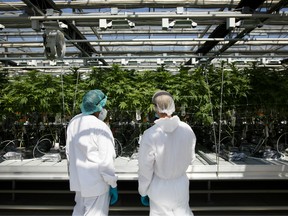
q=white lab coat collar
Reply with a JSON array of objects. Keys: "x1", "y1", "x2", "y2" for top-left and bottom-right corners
[{"x1": 154, "y1": 115, "x2": 180, "y2": 133}]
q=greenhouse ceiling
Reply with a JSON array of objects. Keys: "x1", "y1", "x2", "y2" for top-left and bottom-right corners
[{"x1": 0, "y1": 0, "x2": 288, "y2": 73}]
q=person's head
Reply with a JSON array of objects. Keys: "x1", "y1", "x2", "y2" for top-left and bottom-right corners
[
  {"x1": 152, "y1": 90, "x2": 175, "y2": 117},
  {"x1": 80, "y1": 89, "x2": 107, "y2": 115}
]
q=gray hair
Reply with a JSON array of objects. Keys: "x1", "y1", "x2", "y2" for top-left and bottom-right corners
[{"x1": 152, "y1": 90, "x2": 175, "y2": 116}]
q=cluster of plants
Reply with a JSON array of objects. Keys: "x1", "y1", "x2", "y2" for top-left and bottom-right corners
[
  {"x1": 1, "y1": 63, "x2": 288, "y2": 125},
  {"x1": 1, "y1": 62, "x2": 288, "y2": 156}
]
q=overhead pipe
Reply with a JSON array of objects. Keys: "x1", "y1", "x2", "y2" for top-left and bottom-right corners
[
  {"x1": 67, "y1": 38, "x2": 288, "y2": 42},
  {"x1": 0, "y1": 0, "x2": 244, "y2": 10},
  {"x1": 1, "y1": 39, "x2": 288, "y2": 48},
  {"x1": 0, "y1": 0, "x2": 284, "y2": 10},
  {"x1": 2, "y1": 64, "x2": 285, "y2": 71},
  {"x1": 0, "y1": 51, "x2": 273, "y2": 57},
  {"x1": 2, "y1": 64, "x2": 285, "y2": 76},
  {"x1": 1, "y1": 12, "x2": 287, "y2": 25},
  {"x1": 1, "y1": 47, "x2": 287, "y2": 56},
  {"x1": 28, "y1": 13, "x2": 287, "y2": 21},
  {"x1": 1, "y1": 28, "x2": 288, "y2": 36},
  {"x1": 0, "y1": 55, "x2": 286, "y2": 61},
  {"x1": 2, "y1": 37, "x2": 288, "y2": 44}
]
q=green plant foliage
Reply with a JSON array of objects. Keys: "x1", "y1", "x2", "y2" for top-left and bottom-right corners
[
  {"x1": 0, "y1": 68, "x2": 10, "y2": 114},
  {"x1": 60, "y1": 68, "x2": 88, "y2": 117},
  {"x1": 0, "y1": 68, "x2": 9, "y2": 89},
  {"x1": 2, "y1": 63, "x2": 284, "y2": 127},
  {"x1": 0, "y1": 71, "x2": 62, "y2": 115},
  {"x1": 204, "y1": 62, "x2": 251, "y2": 121},
  {"x1": 243, "y1": 65, "x2": 288, "y2": 118},
  {"x1": 165, "y1": 67, "x2": 212, "y2": 124},
  {"x1": 95, "y1": 65, "x2": 158, "y2": 121}
]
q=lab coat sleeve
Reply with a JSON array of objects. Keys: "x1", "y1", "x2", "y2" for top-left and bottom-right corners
[
  {"x1": 97, "y1": 130, "x2": 118, "y2": 188},
  {"x1": 65, "y1": 126, "x2": 71, "y2": 175},
  {"x1": 138, "y1": 134, "x2": 155, "y2": 196},
  {"x1": 191, "y1": 133, "x2": 197, "y2": 164}
]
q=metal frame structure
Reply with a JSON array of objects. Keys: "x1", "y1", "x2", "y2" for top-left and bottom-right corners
[{"x1": 0, "y1": 0, "x2": 288, "y2": 73}]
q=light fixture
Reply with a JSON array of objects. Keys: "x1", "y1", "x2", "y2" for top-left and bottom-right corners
[
  {"x1": 261, "y1": 58, "x2": 267, "y2": 65},
  {"x1": 99, "y1": 19, "x2": 135, "y2": 30},
  {"x1": 226, "y1": 17, "x2": 236, "y2": 30},
  {"x1": 121, "y1": 59, "x2": 128, "y2": 65},
  {"x1": 162, "y1": 18, "x2": 197, "y2": 30},
  {"x1": 172, "y1": 19, "x2": 197, "y2": 28},
  {"x1": 128, "y1": 60, "x2": 141, "y2": 66},
  {"x1": 157, "y1": 58, "x2": 164, "y2": 65},
  {"x1": 111, "y1": 19, "x2": 135, "y2": 29},
  {"x1": 235, "y1": 20, "x2": 242, "y2": 28},
  {"x1": 191, "y1": 58, "x2": 198, "y2": 65},
  {"x1": 85, "y1": 59, "x2": 102, "y2": 66},
  {"x1": 40, "y1": 21, "x2": 68, "y2": 30},
  {"x1": 235, "y1": 19, "x2": 263, "y2": 29},
  {"x1": 99, "y1": 19, "x2": 108, "y2": 30},
  {"x1": 27, "y1": 60, "x2": 37, "y2": 66},
  {"x1": 162, "y1": 18, "x2": 170, "y2": 30},
  {"x1": 164, "y1": 60, "x2": 177, "y2": 65},
  {"x1": 191, "y1": 21, "x2": 198, "y2": 28},
  {"x1": 268, "y1": 59, "x2": 281, "y2": 65}
]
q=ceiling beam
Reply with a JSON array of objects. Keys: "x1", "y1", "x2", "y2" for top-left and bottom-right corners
[
  {"x1": 206, "y1": 0, "x2": 288, "y2": 62},
  {"x1": 2, "y1": 50, "x2": 288, "y2": 57},
  {"x1": 0, "y1": 1, "x2": 287, "y2": 72},
  {"x1": 184, "y1": 0, "x2": 267, "y2": 66},
  {"x1": 193, "y1": 0, "x2": 266, "y2": 56}
]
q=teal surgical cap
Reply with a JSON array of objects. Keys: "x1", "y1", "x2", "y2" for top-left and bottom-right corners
[{"x1": 80, "y1": 89, "x2": 107, "y2": 115}]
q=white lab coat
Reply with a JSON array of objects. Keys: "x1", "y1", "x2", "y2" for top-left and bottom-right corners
[
  {"x1": 138, "y1": 115, "x2": 196, "y2": 216},
  {"x1": 66, "y1": 113, "x2": 117, "y2": 198}
]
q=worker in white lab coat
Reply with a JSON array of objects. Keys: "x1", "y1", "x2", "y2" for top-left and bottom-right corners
[
  {"x1": 66, "y1": 89, "x2": 118, "y2": 216},
  {"x1": 138, "y1": 90, "x2": 196, "y2": 216}
]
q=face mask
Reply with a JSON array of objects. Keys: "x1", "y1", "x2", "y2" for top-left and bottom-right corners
[{"x1": 98, "y1": 108, "x2": 107, "y2": 121}]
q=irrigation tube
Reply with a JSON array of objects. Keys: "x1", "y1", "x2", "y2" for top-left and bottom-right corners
[
  {"x1": 60, "y1": 71, "x2": 65, "y2": 123},
  {"x1": 203, "y1": 64, "x2": 219, "y2": 168},
  {"x1": 216, "y1": 66, "x2": 225, "y2": 175},
  {"x1": 72, "y1": 70, "x2": 80, "y2": 117}
]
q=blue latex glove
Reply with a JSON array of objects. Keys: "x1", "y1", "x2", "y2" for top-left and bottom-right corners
[
  {"x1": 109, "y1": 186, "x2": 118, "y2": 205},
  {"x1": 141, "y1": 195, "x2": 150, "y2": 206}
]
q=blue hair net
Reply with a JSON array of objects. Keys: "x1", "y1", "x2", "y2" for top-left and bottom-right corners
[{"x1": 80, "y1": 89, "x2": 107, "y2": 115}]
